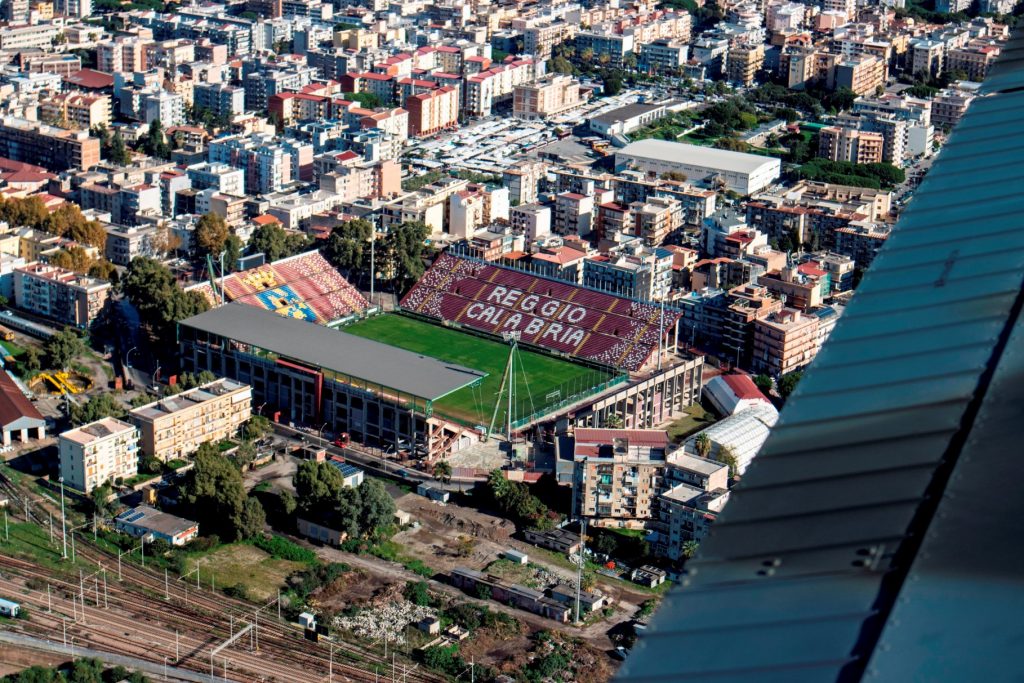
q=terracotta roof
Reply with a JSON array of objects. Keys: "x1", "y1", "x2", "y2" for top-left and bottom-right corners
[
  {"x1": 0, "y1": 368, "x2": 43, "y2": 429},
  {"x1": 63, "y1": 68, "x2": 114, "y2": 89},
  {"x1": 720, "y1": 373, "x2": 769, "y2": 402},
  {"x1": 252, "y1": 214, "x2": 281, "y2": 225}
]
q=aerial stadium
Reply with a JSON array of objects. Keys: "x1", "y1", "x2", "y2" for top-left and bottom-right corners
[{"x1": 179, "y1": 250, "x2": 703, "y2": 461}]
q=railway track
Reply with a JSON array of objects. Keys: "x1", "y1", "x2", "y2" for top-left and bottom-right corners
[
  {"x1": 0, "y1": 473, "x2": 443, "y2": 683},
  {"x1": 0, "y1": 553, "x2": 436, "y2": 682}
]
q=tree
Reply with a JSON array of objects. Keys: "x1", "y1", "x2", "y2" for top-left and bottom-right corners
[
  {"x1": 140, "y1": 119, "x2": 171, "y2": 160},
  {"x1": 21, "y1": 346, "x2": 41, "y2": 373},
  {"x1": 223, "y1": 234, "x2": 243, "y2": 273},
  {"x1": 320, "y1": 219, "x2": 374, "y2": 276},
  {"x1": 45, "y1": 327, "x2": 86, "y2": 371},
  {"x1": 454, "y1": 535, "x2": 476, "y2": 557},
  {"x1": 88, "y1": 260, "x2": 118, "y2": 283},
  {"x1": 70, "y1": 393, "x2": 127, "y2": 426},
  {"x1": 294, "y1": 460, "x2": 345, "y2": 516},
  {"x1": 778, "y1": 371, "x2": 803, "y2": 400},
  {"x1": 0, "y1": 195, "x2": 47, "y2": 229},
  {"x1": 716, "y1": 444, "x2": 739, "y2": 479},
  {"x1": 753, "y1": 374, "x2": 773, "y2": 396},
  {"x1": 44, "y1": 203, "x2": 108, "y2": 249},
  {"x1": 109, "y1": 130, "x2": 131, "y2": 165},
  {"x1": 194, "y1": 212, "x2": 229, "y2": 262},
  {"x1": 681, "y1": 539, "x2": 700, "y2": 559},
  {"x1": 432, "y1": 460, "x2": 452, "y2": 484},
  {"x1": 356, "y1": 478, "x2": 396, "y2": 537},
  {"x1": 404, "y1": 580, "x2": 430, "y2": 605},
  {"x1": 122, "y1": 257, "x2": 210, "y2": 339},
  {"x1": 91, "y1": 482, "x2": 114, "y2": 518},
  {"x1": 181, "y1": 442, "x2": 260, "y2": 541},
  {"x1": 279, "y1": 490, "x2": 297, "y2": 516},
  {"x1": 380, "y1": 221, "x2": 430, "y2": 294},
  {"x1": 49, "y1": 246, "x2": 95, "y2": 274},
  {"x1": 694, "y1": 433, "x2": 712, "y2": 458},
  {"x1": 243, "y1": 415, "x2": 273, "y2": 442}
]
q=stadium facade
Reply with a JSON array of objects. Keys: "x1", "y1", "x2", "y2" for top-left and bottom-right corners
[
  {"x1": 179, "y1": 304, "x2": 486, "y2": 460},
  {"x1": 179, "y1": 251, "x2": 705, "y2": 460}
]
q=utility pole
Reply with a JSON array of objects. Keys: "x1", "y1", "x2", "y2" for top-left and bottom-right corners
[
  {"x1": 165, "y1": 567, "x2": 169, "y2": 600},
  {"x1": 59, "y1": 477, "x2": 67, "y2": 560},
  {"x1": 176, "y1": 630, "x2": 179, "y2": 661},
  {"x1": 370, "y1": 222, "x2": 376, "y2": 307},
  {"x1": 575, "y1": 518, "x2": 587, "y2": 625}
]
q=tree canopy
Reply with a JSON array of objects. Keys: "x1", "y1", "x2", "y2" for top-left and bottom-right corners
[
  {"x1": 292, "y1": 461, "x2": 395, "y2": 539},
  {"x1": 70, "y1": 393, "x2": 128, "y2": 426},
  {"x1": 319, "y1": 218, "x2": 374, "y2": 276},
  {"x1": 180, "y1": 443, "x2": 265, "y2": 541},
  {"x1": 247, "y1": 223, "x2": 312, "y2": 262},
  {"x1": 194, "y1": 212, "x2": 230, "y2": 262},
  {"x1": 485, "y1": 469, "x2": 556, "y2": 531},
  {"x1": 45, "y1": 327, "x2": 86, "y2": 371},
  {"x1": 122, "y1": 257, "x2": 210, "y2": 339}
]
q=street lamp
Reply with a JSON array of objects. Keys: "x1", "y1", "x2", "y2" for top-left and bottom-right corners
[
  {"x1": 318, "y1": 422, "x2": 328, "y2": 449},
  {"x1": 124, "y1": 346, "x2": 137, "y2": 369}
]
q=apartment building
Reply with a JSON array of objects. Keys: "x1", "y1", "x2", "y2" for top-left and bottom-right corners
[
  {"x1": 639, "y1": 39, "x2": 689, "y2": 74},
  {"x1": 726, "y1": 44, "x2": 764, "y2": 86},
  {"x1": 818, "y1": 126, "x2": 884, "y2": 164},
  {"x1": 931, "y1": 87, "x2": 975, "y2": 127},
  {"x1": 59, "y1": 418, "x2": 140, "y2": 494},
  {"x1": 405, "y1": 86, "x2": 459, "y2": 138},
  {"x1": 502, "y1": 160, "x2": 546, "y2": 206},
  {"x1": 0, "y1": 23, "x2": 58, "y2": 50},
  {"x1": 40, "y1": 93, "x2": 112, "y2": 130},
  {"x1": 509, "y1": 203, "x2": 552, "y2": 241},
  {"x1": 515, "y1": 74, "x2": 587, "y2": 120},
  {"x1": 572, "y1": 428, "x2": 671, "y2": 530},
  {"x1": 193, "y1": 82, "x2": 245, "y2": 119},
  {"x1": 832, "y1": 54, "x2": 886, "y2": 95},
  {"x1": 523, "y1": 21, "x2": 575, "y2": 59},
  {"x1": 448, "y1": 184, "x2": 510, "y2": 239},
  {"x1": 13, "y1": 263, "x2": 111, "y2": 328},
  {"x1": 945, "y1": 44, "x2": 999, "y2": 81},
  {"x1": 653, "y1": 452, "x2": 730, "y2": 559},
  {"x1": 129, "y1": 379, "x2": 252, "y2": 463},
  {"x1": 554, "y1": 191, "x2": 595, "y2": 236},
  {"x1": 753, "y1": 307, "x2": 820, "y2": 376},
  {"x1": 0, "y1": 117, "x2": 100, "y2": 172},
  {"x1": 631, "y1": 196, "x2": 683, "y2": 246}
]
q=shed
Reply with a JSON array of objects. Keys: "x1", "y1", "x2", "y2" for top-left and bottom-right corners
[
  {"x1": 0, "y1": 368, "x2": 45, "y2": 446},
  {"x1": 299, "y1": 612, "x2": 316, "y2": 630},
  {"x1": 503, "y1": 549, "x2": 528, "y2": 565},
  {"x1": 394, "y1": 509, "x2": 413, "y2": 526}
]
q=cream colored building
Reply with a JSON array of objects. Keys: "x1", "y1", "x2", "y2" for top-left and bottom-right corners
[
  {"x1": 129, "y1": 379, "x2": 252, "y2": 462},
  {"x1": 41, "y1": 92, "x2": 112, "y2": 130},
  {"x1": 753, "y1": 307, "x2": 820, "y2": 376},
  {"x1": 726, "y1": 44, "x2": 765, "y2": 86},
  {"x1": 59, "y1": 417, "x2": 140, "y2": 493},
  {"x1": 513, "y1": 75, "x2": 588, "y2": 121},
  {"x1": 573, "y1": 428, "x2": 671, "y2": 530}
]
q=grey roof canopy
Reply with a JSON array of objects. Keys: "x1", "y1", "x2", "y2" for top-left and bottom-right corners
[
  {"x1": 180, "y1": 304, "x2": 485, "y2": 401},
  {"x1": 617, "y1": 31, "x2": 1024, "y2": 683}
]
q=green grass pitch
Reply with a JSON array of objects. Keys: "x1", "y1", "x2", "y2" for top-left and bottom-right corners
[{"x1": 341, "y1": 314, "x2": 617, "y2": 427}]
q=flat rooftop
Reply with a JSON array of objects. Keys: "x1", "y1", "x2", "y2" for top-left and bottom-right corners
[
  {"x1": 60, "y1": 417, "x2": 134, "y2": 446},
  {"x1": 617, "y1": 139, "x2": 781, "y2": 175},
  {"x1": 116, "y1": 505, "x2": 196, "y2": 537},
  {"x1": 590, "y1": 102, "x2": 663, "y2": 126},
  {"x1": 180, "y1": 304, "x2": 486, "y2": 401},
  {"x1": 130, "y1": 378, "x2": 249, "y2": 421}
]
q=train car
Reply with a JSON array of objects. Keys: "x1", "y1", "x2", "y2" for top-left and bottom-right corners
[
  {"x1": 0, "y1": 598, "x2": 20, "y2": 618},
  {"x1": 0, "y1": 325, "x2": 14, "y2": 342}
]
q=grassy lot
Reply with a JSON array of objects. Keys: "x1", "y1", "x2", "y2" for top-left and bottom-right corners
[
  {"x1": 666, "y1": 404, "x2": 716, "y2": 443},
  {"x1": 342, "y1": 314, "x2": 615, "y2": 427},
  {"x1": 186, "y1": 544, "x2": 305, "y2": 601},
  {"x1": 0, "y1": 339, "x2": 25, "y2": 358},
  {"x1": 1, "y1": 521, "x2": 92, "y2": 574},
  {"x1": 484, "y1": 558, "x2": 544, "y2": 588}
]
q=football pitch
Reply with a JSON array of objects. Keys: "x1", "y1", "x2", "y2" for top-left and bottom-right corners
[{"x1": 341, "y1": 314, "x2": 618, "y2": 428}]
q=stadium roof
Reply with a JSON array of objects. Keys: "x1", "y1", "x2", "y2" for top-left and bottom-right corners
[
  {"x1": 617, "y1": 33, "x2": 1024, "y2": 683},
  {"x1": 616, "y1": 139, "x2": 780, "y2": 175},
  {"x1": 180, "y1": 305, "x2": 486, "y2": 401}
]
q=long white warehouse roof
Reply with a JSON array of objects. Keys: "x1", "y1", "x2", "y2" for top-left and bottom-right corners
[{"x1": 617, "y1": 139, "x2": 781, "y2": 175}]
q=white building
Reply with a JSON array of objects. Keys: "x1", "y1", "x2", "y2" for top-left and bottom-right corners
[
  {"x1": 704, "y1": 374, "x2": 773, "y2": 416},
  {"x1": 510, "y1": 203, "x2": 552, "y2": 241},
  {"x1": 682, "y1": 402, "x2": 778, "y2": 476},
  {"x1": 59, "y1": 417, "x2": 140, "y2": 493},
  {"x1": 616, "y1": 140, "x2": 781, "y2": 195},
  {"x1": 141, "y1": 89, "x2": 185, "y2": 127}
]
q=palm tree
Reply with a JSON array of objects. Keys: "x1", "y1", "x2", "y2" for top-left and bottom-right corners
[
  {"x1": 433, "y1": 460, "x2": 452, "y2": 484},
  {"x1": 694, "y1": 433, "x2": 712, "y2": 458},
  {"x1": 682, "y1": 539, "x2": 700, "y2": 559}
]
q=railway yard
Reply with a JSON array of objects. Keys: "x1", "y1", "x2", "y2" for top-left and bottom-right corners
[{"x1": 0, "y1": 471, "x2": 441, "y2": 683}]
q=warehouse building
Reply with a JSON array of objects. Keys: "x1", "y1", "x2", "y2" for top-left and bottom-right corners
[
  {"x1": 178, "y1": 304, "x2": 485, "y2": 460},
  {"x1": 615, "y1": 140, "x2": 781, "y2": 195}
]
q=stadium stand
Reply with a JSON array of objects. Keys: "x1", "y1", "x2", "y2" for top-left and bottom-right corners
[
  {"x1": 190, "y1": 251, "x2": 369, "y2": 324},
  {"x1": 401, "y1": 253, "x2": 679, "y2": 372}
]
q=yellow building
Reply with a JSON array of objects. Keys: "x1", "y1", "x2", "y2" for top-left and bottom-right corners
[
  {"x1": 512, "y1": 74, "x2": 588, "y2": 121},
  {"x1": 129, "y1": 379, "x2": 252, "y2": 462},
  {"x1": 726, "y1": 44, "x2": 765, "y2": 86}
]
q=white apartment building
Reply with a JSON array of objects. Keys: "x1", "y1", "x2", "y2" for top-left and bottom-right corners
[{"x1": 59, "y1": 417, "x2": 140, "y2": 493}]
